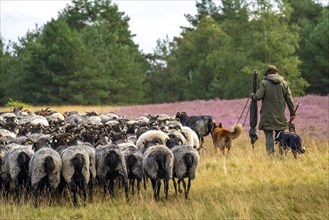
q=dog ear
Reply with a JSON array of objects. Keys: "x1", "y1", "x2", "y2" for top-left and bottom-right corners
[
  {"x1": 219, "y1": 123, "x2": 223, "y2": 128},
  {"x1": 288, "y1": 135, "x2": 298, "y2": 150}
]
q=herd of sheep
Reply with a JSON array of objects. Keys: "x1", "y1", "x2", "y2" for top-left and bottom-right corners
[{"x1": 0, "y1": 107, "x2": 215, "y2": 207}]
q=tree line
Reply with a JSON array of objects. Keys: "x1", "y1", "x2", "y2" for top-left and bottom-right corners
[{"x1": 0, "y1": 0, "x2": 328, "y2": 106}]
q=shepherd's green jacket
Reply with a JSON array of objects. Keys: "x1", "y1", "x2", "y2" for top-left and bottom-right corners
[{"x1": 252, "y1": 73, "x2": 295, "y2": 131}]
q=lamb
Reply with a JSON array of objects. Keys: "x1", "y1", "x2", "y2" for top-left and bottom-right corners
[
  {"x1": 171, "y1": 144, "x2": 200, "y2": 199},
  {"x1": 95, "y1": 144, "x2": 129, "y2": 200},
  {"x1": 119, "y1": 143, "x2": 143, "y2": 195},
  {"x1": 136, "y1": 130, "x2": 169, "y2": 153},
  {"x1": 142, "y1": 144, "x2": 174, "y2": 200},
  {"x1": 29, "y1": 146, "x2": 62, "y2": 207},
  {"x1": 4, "y1": 144, "x2": 34, "y2": 202},
  {"x1": 60, "y1": 145, "x2": 90, "y2": 206}
]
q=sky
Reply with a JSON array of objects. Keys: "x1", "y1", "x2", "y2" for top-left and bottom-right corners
[
  {"x1": 1, "y1": 0, "x2": 327, "y2": 53},
  {"x1": 0, "y1": 0, "x2": 202, "y2": 53}
]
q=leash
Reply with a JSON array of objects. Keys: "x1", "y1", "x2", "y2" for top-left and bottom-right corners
[{"x1": 236, "y1": 97, "x2": 251, "y2": 127}]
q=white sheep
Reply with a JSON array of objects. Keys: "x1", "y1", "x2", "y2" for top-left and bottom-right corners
[
  {"x1": 171, "y1": 144, "x2": 200, "y2": 199},
  {"x1": 136, "y1": 130, "x2": 169, "y2": 153},
  {"x1": 29, "y1": 146, "x2": 62, "y2": 207},
  {"x1": 142, "y1": 144, "x2": 174, "y2": 200},
  {"x1": 0, "y1": 128, "x2": 17, "y2": 139},
  {"x1": 181, "y1": 126, "x2": 200, "y2": 150},
  {"x1": 30, "y1": 116, "x2": 49, "y2": 127}
]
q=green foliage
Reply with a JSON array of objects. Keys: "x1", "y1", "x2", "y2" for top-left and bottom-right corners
[
  {"x1": 5, "y1": 98, "x2": 32, "y2": 108},
  {"x1": 148, "y1": 0, "x2": 308, "y2": 101},
  {"x1": 286, "y1": 0, "x2": 328, "y2": 95},
  {"x1": 1, "y1": 0, "x2": 146, "y2": 106},
  {"x1": 0, "y1": 0, "x2": 327, "y2": 106}
]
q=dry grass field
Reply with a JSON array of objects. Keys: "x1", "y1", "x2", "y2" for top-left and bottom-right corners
[
  {"x1": 0, "y1": 134, "x2": 328, "y2": 219},
  {"x1": 0, "y1": 96, "x2": 328, "y2": 219}
]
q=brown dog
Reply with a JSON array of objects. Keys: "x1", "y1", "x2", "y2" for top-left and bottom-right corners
[{"x1": 211, "y1": 123, "x2": 243, "y2": 156}]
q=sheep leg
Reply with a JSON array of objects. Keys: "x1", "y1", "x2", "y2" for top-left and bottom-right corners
[
  {"x1": 181, "y1": 178, "x2": 188, "y2": 199},
  {"x1": 164, "y1": 176, "x2": 169, "y2": 200},
  {"x1": 121, "y1": 175, "x2": 129, "y2": 201},
  {"x1": 177, "y1": 179, "x2": 183, "y2": 193},
  {"x1": 172, "y1": 178, "x2": 178, "y2": 194},
  {"x1": 49, "y1": 186, "x2": 56, "y2": 206},
  {"x1": 137, "y1": 178, "x2": 141, "y2": 195},
  {"x1": 14, "y1": 176, "x2": 20, "y2": 203},
  {"x1": 81, "y1": 178, "x2": 87, "y2": 207},
  {"x1": 88, "y1": 176, "x2": 94, "y2": 202},
  {"x1": 69, "y1": 181, "x2": 78, "y2": 206},
  {"x1": 143, "y1": 176, "x2": 147, "y2": 190},
  {"x1": 151, "y1": 179, "x2": 157, "y2": 200},
  {"x1": 156, "y1": 179, "x2": 161, "y2": 201},
  {"x1": 24, "y1": 178, "x2": 30, "y2": 202},
  {"x1": 33, "y1": 185, "x2": 39, "y2": 208},
  {"x1": 4, "y1": 175, "x2": 10, "y2": 199},
  {"x1": 130, "y1": 179, "x2": 134, "y2": 195},
  {"x1": 187, "y1": 178, "x2": 192, "y2": 197},
  {"x1": 109, "y1": 179, "x2": 114, "y2": 197},
  {"x1": 102, "y1": 178, "x2": 108, "y2": 196}
]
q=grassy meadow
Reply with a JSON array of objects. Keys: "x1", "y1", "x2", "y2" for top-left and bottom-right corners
[{"x1": 0, "y1": 95, "x2": 328, "y2": 219}]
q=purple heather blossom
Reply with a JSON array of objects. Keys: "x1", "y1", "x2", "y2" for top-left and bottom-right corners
[{"x1": 113, "y1": 95, "x2": 328, "y2": 140}]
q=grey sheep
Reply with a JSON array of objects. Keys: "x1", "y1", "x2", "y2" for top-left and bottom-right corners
[
  {"x1": 0, "y1": 144, "x2": 13, "y2": 190},
  {"x1": 4, "y1": 144, "x2": 34, "y2": 202},
  {"x1": 166, "y1": 130, "x2": 187, "y2": 149},
  {"x1": 171, "y1": 144, "x2": 200, "y2": 199},
  {"x1": 119, "y1": 143, "x2": 143, "y2": 195},
  {"x1": 76, "y1": 141, "x2": 96, "y2": 201},
  {"x1": 96, "y1": 144, "x2": 129, "y2": 200},
  {"x1": 29, "y1": 146, "x2": 62, "y2": 207},
  {"x1": 142, "y1": 144, "x2": 174, "y2": 200},
  {"x1": 136, "y1": 130, "x2": 169, "y2": 153},
  {"x1": 60, "y1": 145, "x2": 90, "y2": 206}
]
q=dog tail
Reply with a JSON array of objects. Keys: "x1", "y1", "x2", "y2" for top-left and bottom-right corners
[{"x1": 231, "y1": 124, "x2": 243, "y2": 139}]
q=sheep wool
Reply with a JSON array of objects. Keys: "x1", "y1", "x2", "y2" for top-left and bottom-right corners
[
  {"x1": 5, "y1": 144, "x2": 34, "y2": 179},
  {"x1": 29, "y1": 147, "x2": 62, "y2": 189},
  {"x1": 96, "y1": 144, "x2": 127, "y2": 180},
  {"x1": 171, "y1": 144, "x2": 200, "y2": 180},
  {"x1": 142, "y1": 144, "x2": 174, "y2": 180},
  {"x1": 136, "y1": 130, "x2": 169, "y2": 153},
  {"x1": 182, "y1": 126, "x2": 200, "y2": 150},
  {"x1": 60, "y1": 146, "x2": 90, "y2": 184}
]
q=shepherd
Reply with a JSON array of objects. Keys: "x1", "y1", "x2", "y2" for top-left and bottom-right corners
[{"x1": 251, "y1": 65, "x2": 296, "y2": 157}]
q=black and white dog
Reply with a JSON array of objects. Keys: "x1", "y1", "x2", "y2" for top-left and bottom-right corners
[{"x1": 275, "y1": 131, "x2": 305, "y2": 159}]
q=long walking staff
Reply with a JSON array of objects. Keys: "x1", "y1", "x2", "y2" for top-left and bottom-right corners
[{"x1": 249, "y1": 71, "x2": 258, "y2": 148}]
